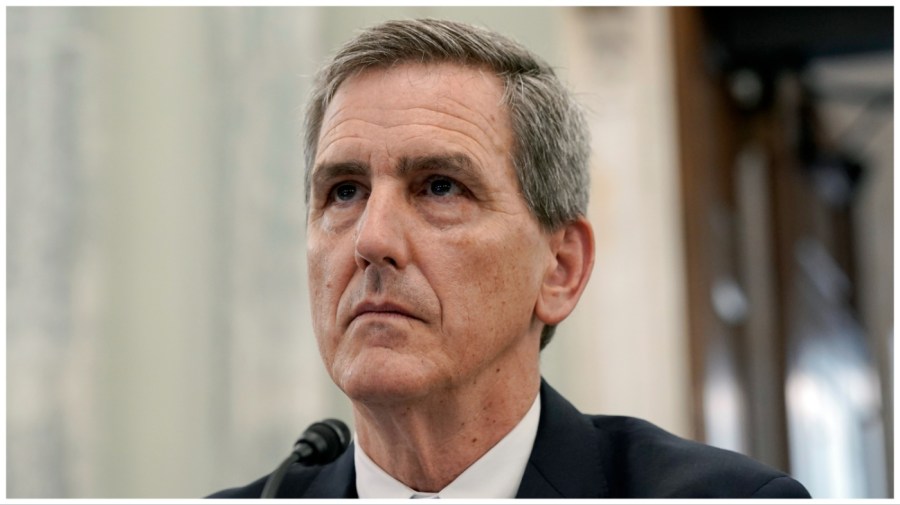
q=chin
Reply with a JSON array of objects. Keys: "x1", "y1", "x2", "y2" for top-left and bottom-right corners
[{"x1": 333, "y1": 348, "x2": 443, "y2": 405}]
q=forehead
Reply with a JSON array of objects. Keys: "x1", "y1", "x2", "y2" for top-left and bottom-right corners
[
  {"x1": 329, "y1": 61, "x2": 507, "y2": 116},
  {"x1": 316, "y1": 62, "x2": 514, "y2": 163}
]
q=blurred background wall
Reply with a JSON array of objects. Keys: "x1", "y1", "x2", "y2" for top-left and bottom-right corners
[{"x1": 6, "y1": 6, "x2": 892, "y2": 498}]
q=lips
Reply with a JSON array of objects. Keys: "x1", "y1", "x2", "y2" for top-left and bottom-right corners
[{"x1": 350, "y1": 301, "x2": 420, "y2": 323}]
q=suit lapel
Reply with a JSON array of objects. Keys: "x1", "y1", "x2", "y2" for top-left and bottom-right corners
[
  {"x1": 301, "y1": 442, "x2": 358, "y2": 498},
  {"x1": 516, "y1": 379, "x2": 609, "y2": 498}
]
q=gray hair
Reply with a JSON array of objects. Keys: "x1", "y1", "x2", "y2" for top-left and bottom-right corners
[{"x1": 304, "y1": 18, "x2": 591, "y2": 349}]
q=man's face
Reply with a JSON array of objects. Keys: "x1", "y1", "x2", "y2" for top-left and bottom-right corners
[{"x1": 307, "y1": 63, "x2": 552, "y2": 404}]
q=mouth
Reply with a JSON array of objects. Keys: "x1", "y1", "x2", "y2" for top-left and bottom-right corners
[{"x1": 350, "y1": 301, "x2": 420, "y2": 323}]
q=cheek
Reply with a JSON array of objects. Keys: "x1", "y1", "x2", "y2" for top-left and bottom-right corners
[
  {"x1": 307, "y1": 237, "x2": 351, "y2": 349},
  {"x1": 306, "y1": 250, "x2": 332, "y2": 360},
  {"x1": 439, "y1": 230, "x2": 545, "y2": 339},
  {"x1": 307, "y1": 246, "x2": 329, "y2": 319}
]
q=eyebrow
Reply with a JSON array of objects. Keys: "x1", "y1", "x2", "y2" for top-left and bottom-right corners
[
  {"x1": 398, "y1": 153, "x2": 478, "y2": 179},
  {"x1": 311, "y1": 160, "x2": 369, "y2": 190},
  {"x1": 312, "y1": 153, "x2": 480, "y2": 186}
]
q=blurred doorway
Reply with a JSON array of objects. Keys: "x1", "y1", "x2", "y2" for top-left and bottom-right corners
[{"x1": 671, "y1": 6, "x2": 892, "y2": 498}]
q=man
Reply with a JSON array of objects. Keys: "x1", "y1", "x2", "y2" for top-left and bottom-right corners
[{"x1": 211, "y1": 18, "x2": 810, "y2": 499}]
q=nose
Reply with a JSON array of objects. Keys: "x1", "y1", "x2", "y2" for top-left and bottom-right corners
[{"x1": 354, "y1": 186, "x2": 410, "y2": 271}]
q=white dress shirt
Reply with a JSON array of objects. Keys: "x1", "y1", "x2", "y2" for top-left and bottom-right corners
[{"x1": 355, "y1": 393, "x2": 541, "y2": 499}]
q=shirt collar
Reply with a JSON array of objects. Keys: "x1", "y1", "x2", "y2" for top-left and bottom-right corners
[{"x1": 355, "y1": 393, "x2": 541, "y2": 499}]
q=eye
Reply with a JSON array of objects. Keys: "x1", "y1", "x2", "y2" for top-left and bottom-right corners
[
  {"x1": 330, "y1": 182, "x2": 365, "y2": 203},
  {"x1": 423, "y1": 176, "x2": 463, "y2": 198}
]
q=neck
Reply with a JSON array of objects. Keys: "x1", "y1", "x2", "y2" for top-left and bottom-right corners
[{"x1": 353, "y1": 366, "x2": 540, "y2": 492}]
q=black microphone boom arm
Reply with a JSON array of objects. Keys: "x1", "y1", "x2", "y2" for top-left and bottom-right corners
[{"x1": 260, "y1": 419, "x2": 351, "y2": 498}]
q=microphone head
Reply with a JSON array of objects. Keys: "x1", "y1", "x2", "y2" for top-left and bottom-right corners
[{"x1": 293, "y1": 418, "x2": 351, "y2": 465}]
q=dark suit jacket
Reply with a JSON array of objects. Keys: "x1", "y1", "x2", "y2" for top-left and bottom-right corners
[{"x1": 209, "y1": 380, "x2": 810, "y2": 498}]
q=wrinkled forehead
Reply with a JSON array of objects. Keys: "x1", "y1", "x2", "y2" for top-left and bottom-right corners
[
  {"x1": 322, "y1": 62, "x2": 512, "y2": 133},
  {"x1": 330, "y1": 60, "x2": 509, "y2": 105},
  {"x1": 317, "y1": 62, "x2": 515, "y2": 160}
]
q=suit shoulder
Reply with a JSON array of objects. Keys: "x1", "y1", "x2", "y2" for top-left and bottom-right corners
[
  {"x1": 588, "y1": 415, "x2": 810, "y2": 498},
  {"x1": 207, "y1": 473, "x2": 268, "y2": 498},
  {"x1": 206, "y1": 465, "x2": 325, "y2": 499}
]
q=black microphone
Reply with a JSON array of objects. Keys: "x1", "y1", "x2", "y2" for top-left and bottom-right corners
[{"x1": 260, "y1": 419, "x2": 351, "y2": 498}]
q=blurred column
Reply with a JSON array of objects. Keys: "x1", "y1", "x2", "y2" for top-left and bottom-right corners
[
  {"x1": 92, "y1": 7, "x2": 218, "y2": 497},
  {"x1": 8, "y1": 7, "x2": 96, "y2": 497},
  {"x1": 542, "y1": 7, "x2": 691, "y2": 439},
  {"x1": 202, "y1": 7, "x2": 338, "y2": 494}
]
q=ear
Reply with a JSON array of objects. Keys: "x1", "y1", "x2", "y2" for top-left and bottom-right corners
[{"x1": 535, "y1": 217, "x2": 595, "y2": 327}]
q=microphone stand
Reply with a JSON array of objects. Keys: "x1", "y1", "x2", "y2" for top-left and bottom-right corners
[{"x1": 260, "y1": 419, "x2": 350, "y2": 498}]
